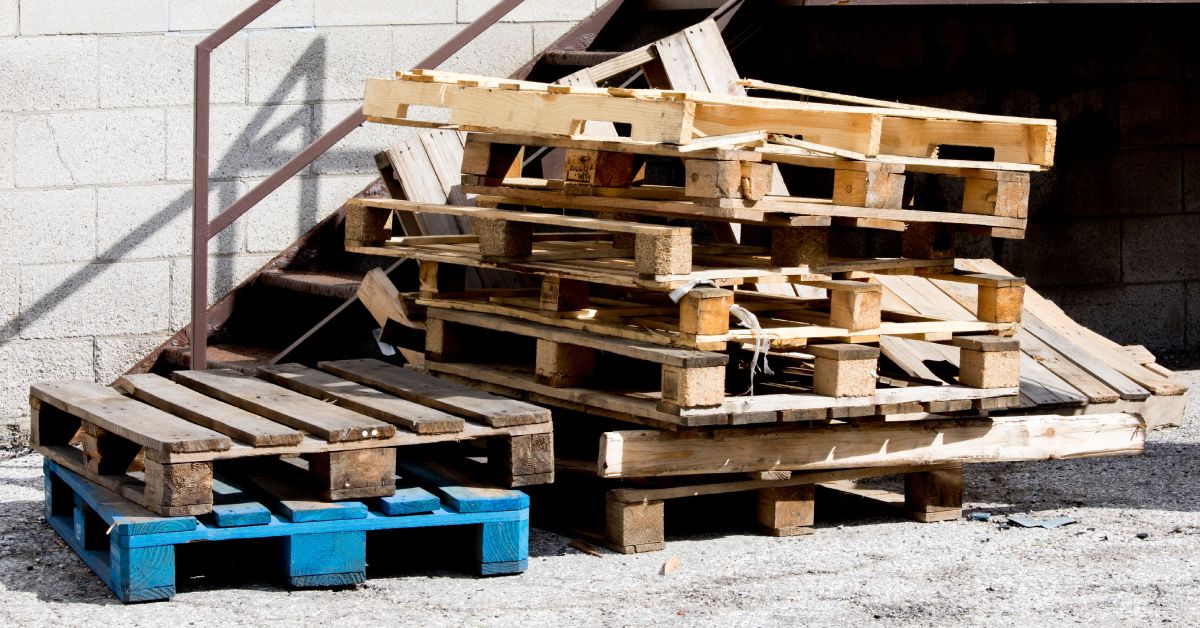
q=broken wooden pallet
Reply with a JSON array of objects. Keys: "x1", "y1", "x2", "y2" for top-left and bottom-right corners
[
  {"x1": 362, "y1": 69, "x2": 1056, "y2": 169},
  {"x1": 29, "y1": 363, "x2": 552, "y2": 515}
]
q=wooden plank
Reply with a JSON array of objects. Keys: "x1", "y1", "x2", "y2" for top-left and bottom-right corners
[
  {"x1": 382, "y1": 141, "x2": 461, "y2": 235},
  {"x1": 227, "y1": 462, "x2": 369, "y2": 523},
  {"x1": 319, "y1": 358, "x2": 550, "y2": 427},
  {"x1": 1017, "y1": 330, "x2": 1121, "y2": 404},
  {"x1": 397, "y1": 461, "x2": 528, "y2": 514},
  {"x1": 650, "y1": 32, "x2": 707, "y2": 92},
  {"x1": 1020, "y1": 314, "x2": 1151, "y2": 401},
  {"x1": 682, "y1": 21, "x2": 746, "y2": 97},
  {"x1": 598, "y1": 414, "x2": 1146, "y2": 477},
  {"x1": 30, "y1": 381, "x2": 231, "y2": 454},
  {"x1": 427, "y1": 308, "x2": 727, "y2": 368},
  {"x1": 171, "y1": 370, "x2": 397, "y2": 443},
  {"x1": 875, "y1": 275, "x2": 976, "y2": 322},
  {"x1": 259, "y1": 364, "x2": 466, "y2": 435},
  {"x1": 350, "y1": 197, "x2": 687, "y2": 236},
  {"x1": 116, "y1": 374, "x2": 303, "y2": 447}
]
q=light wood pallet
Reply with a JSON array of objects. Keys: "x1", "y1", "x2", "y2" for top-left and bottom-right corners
[
  {"x1": 416, "y1": 304, "x2": 1022, "y2": 428},
  {"x1": 29, "y1": 359, "x2": 553, "y2": 516},
  {"x1": 363, "y1": 69, "x2": 1055, "y2": 170},
  {"x1": 458, "y1": 131, "x2": 1031, "y2": 239},
  {"x1": 44, "y1": 457, "x2": 529, "y2": 602}
]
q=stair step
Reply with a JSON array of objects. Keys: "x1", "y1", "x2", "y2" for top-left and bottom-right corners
[
  {"x1": 258, "y1": 270, "x2": 363, "y2": 300},
  {"x1": 160, "y1": 344, "x2": 280, "y2": 375}
]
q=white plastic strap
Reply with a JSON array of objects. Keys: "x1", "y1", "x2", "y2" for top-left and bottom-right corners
[
  {"x1": 729, "y1": 304, "x2": 773, "y2": 396},
  {"x1": 668, "y1": 280, "x2": 719, "y2": 303}
]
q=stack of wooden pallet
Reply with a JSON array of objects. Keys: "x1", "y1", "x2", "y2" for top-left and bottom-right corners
[{"x1": 339, "y1": 22, "x2": 1170, "y2": 553}]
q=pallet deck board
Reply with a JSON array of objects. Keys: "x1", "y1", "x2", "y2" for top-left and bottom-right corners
[
  {"x1": 172, "y1": 369, "x2": 398, "y2": 443},
  {"x1": 31, "y1": 381, "x2": 232, "y2": 454},
  {"x1": 116, "y1": 373, "x2": 305, "y2": 447}
]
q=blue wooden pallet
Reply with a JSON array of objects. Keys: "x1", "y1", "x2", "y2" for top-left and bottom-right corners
[{"x1": 43, "y1": 458, "x2": 529, "y2": 603}]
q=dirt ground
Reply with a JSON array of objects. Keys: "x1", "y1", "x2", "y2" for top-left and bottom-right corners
[{"x1": 0, "y1": 371, "x2": 1197, "y2": 627}]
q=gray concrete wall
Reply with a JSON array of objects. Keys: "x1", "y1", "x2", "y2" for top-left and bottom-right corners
[{"x1": 0, "y1": 0, "x2": 599, "y2": 434}]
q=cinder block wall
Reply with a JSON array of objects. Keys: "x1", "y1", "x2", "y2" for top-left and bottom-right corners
[
  {"x1": 741, "y1": 4, "x2": 1199, "y2": 356},
  {"x1": 0, "y1": 0, "x2": 598, "y2": 435}
]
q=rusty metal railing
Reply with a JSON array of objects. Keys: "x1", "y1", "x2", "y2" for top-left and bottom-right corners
[{"x1": 191, "y1": 0, "x2": 528, "y2": 370}]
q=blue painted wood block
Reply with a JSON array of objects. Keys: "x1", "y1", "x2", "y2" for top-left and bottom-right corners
[
  {"x1": 399, "y1": 463, "x2": 529, "y2": 514},
  {"x1": 111, "y1": 543, "x2": 176, "y2": 603},
  {"x1": 279, "y1": 500, "x2": 368, "y2": 523},
  {"x1": 375, "y1": 486, "x2": 440, "y2": 516},
  {"x1": 284, "y1": 531, "x2": 366, "y2": 587},
  {"x1": 210, "y1": 503, "x2": 273, "y2": 528},
  {"x1": 480, "y1": 559, "x2": 529, "y2": 576},
  {"x1": 477, "y1": 519, "x2": 529, "y2": 566}
]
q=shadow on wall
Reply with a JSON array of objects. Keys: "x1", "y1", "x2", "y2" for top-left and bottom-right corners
[{"x1": 0, "y1": 37, "x2": 378, "y2": 352}]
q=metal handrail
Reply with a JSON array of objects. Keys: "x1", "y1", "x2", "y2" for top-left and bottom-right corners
[{"x1": 191, "y1": 0, "x2": 529, "y2": 369}]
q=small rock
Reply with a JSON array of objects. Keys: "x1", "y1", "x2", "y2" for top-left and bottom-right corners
[{"x1": 1136, "y1": 532, "x2": 1150, "y2": 540}]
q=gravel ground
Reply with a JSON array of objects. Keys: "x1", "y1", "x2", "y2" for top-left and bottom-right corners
[{"x1": 0, "y1": 371, "x2": 1197, "y2": 627}]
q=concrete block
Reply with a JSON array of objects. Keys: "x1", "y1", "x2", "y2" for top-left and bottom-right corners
[
  {"x1": 20, "y1": 261, "x2": 171, "y2": 339},
  {"x1": 1042, "y1": 283, "x2": 1185, "y2": 352},
  {"x1": 96, "y1": 181, "x2": 243, "y2": 261},
  {"x1": 458, "y1": 0, "x2": 597, "y2": 22},
  {"x1": 0, "y1": 189, "x2": 95, "y2": 264},
  {"x1": 1014, "y1": 219, "x2": 1121, "y2": 286},
  {"x1": 248, "y1": 28, "x2": 395, "y2": 105},
  {"x1": 166, "y1": 104, "x2": 313, "y2": 180},
  {"x1": 535, "y1": 22, "x2": 575, "y2": 52},
  {"x1": 100, "y1": 34, "x2": 247, "y2": 108},
  {"x1": 20, "y1": 0, "x2": 165, "y2": 35},
  {"x1": 0, "y1": 36, "x2": 98, "y2": 111},
  {"x1": 95, "y1": 334, "x2": 171, "y2": 384},
  {"x1": 1189, "y1": 283, "x2": 1200, "y2": 352},
  {"x1": 0, "y1": 338, "x2": 94, "y2": 420},
  {"x1": 16, "y1": 109, "x2": 166, "y2": 187},
  {"x1": 313, "y1": 102, "x2": 418, "y2": 175},
  {"x1": 1186, "y1": 146, "x2": 1200, "y2": 213},
  {"x1": 1119, "y1": 80, "x2": 1194, "y2": 147},
  {"x1": 0, "y1": 0, "x2": 15, "y2": 36},
  {"x1": 0, "y1": 114, "x2": 12, "y2": 189},
  {"x1": 0, "y1": 265, "x2": 17, "y2": 341},
  {"x1": 169, "y1": 0, "x2": 313, "y2": 31},
  {"x1": 316, "y1": 0, "x2": 454, "y2": 26},
  {"x1": 169, "y1": 255, "x2": 274, "y2": 330},
  {"x1": 439, "y1": 23, "x2": 535, "y2": 78},
  {"x1": 1111, "y1": 147, "x2": 1183, "y2": 215},
  {"x1": 393, "y1": 23, "x2": 460, "y2": 71},
  {"x1": 244, "y1": 174, "x2": 375, "y2": 253},
  {"x1": 1122, "y1": 214, "x2": 1200, "y2": 282}
]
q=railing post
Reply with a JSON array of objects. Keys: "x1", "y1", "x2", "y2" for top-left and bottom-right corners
[{"x1": 191, "y1": 0, "x2": 529, "y2": 371}]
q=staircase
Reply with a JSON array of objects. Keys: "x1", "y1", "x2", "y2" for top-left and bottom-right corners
[{"x1": 136, "y1": 1, "x2": 753, "y2": 379}]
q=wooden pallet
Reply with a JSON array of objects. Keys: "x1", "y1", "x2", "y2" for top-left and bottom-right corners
[
  {"x1": 458, "y1": 132, "x2": 1031, "y2": 238},
  {"x1": 417, "y1": 272, "x2": 1020, "y2": 352},
  {"x1": 363, "y1": 69, "x2": 1056, "y2": 169},
  {"x1": 43, "y1": 457, "x2": 529, "y2": 602},
  {"x1": 416, "y1": 306, "x2": 1022, "y2": 428},
  {"x1": 29, "y1": 361, "x2": 553, "y2": 515},
  {"x1": 551, "y1": 464, "x2": 967, "y2": 554}
]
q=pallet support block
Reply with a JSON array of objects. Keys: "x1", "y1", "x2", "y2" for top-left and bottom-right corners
[
  {"x1": 143, "y1": 459, "x2": 213, "y2": 513},
  {"x1": 756, "y1": 484, "x2": 815, "y2": 537},
  {"x1": 771, "y1": 227, "x2": 828, "y2": 267},
  {"x1": 902, "y1": 223, "x2": 956, "y2": 260},
  {"x1": 963, "y1": 174, "x2": 1030, "y2": 218},
  {"x1": 635, "y1": 232, "x2": 692, "y2": 277},
  {"x1": 425, "y1": 317, "x2": 473, "y2": 362},
  {"x1": 659, "y1": 365, "x2": 726, "y2": 412},
  {"x1": 832, "y1": 164, "x2": 905, "y2": 209},
  {"x1": 684, "y1": 159, "x2": 774, "y2": 201},
  {"x1": 284, "y1": 531, "x2": 367, "y2": 588},
  {"x1": 563, "y1": 148, "x2": 642, "y2": 193},
  {"x1": 951, "y1": 336, "x2": 1021, "y2": 389},
  {"x1": 461, "y1": 139, "x2": 522, "y2": 185},
  {"x1": 473, "y1": 217, "x2": 534, "y2": 260},
  {"x1": 810, "y1": 344, "x2": 879, "y2": 398},
  {"x1": 978, "y1": 283, "x2": 1025, "y2": 324},
  {"x1": 418, "y1": 261, "x2": 466, "y2": 299},
  {"x1": 535, "y1": 339, "x2": 596, "y2": 387},
  {"x1": 539, "y1": 276, "x2": 590, "y2": 312},
  {"x1": 827, "y1": 283, "x2": 883, "y2": 332},
  {"x1": 309, "y1": 448, "x2": 398, "y2": 501},
  {"x1": 678, "y1": 287, "x2": 734, "y2": 336},
  {"x1": 477, "y1": 519, "x2": 530, "y2": 575},
  {"x1": 81, "y1": 424, "x2": 141, "y2": 476},
  {"x1": 345, "y1": 204, "x2": 391, "y2": 247},
  {"x1": 904, "y1": 465, "x2": 963, "y2": 523},
  {"x1": 605, "y1": 494, "x2": 665, "y2": 553},
  {"x1": 489, "y1": 433, "x2": 554, "y2": 487}
]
